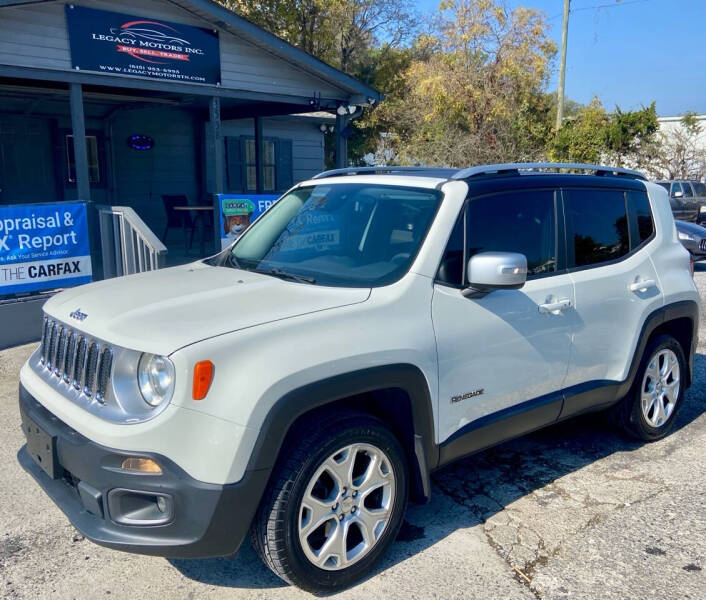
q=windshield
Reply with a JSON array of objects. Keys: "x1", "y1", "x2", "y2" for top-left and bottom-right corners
[
  {"x1": 225, "y1": 183, "x2": 442, "y2": 287},
  {"x1": 655, "y1": 182, "x2": 670, "y2": 192}
]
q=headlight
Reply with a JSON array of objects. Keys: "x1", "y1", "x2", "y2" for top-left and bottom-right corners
[
  {"x1": 699, "y1": 205, "x2": 706, "y2": 213},
  {"x1": 137, "y1": 353, "x2": 175, "y2": 407}
]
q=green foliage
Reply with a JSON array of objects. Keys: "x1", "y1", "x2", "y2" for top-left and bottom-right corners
[
  {"x1": 550, "y1": 98, "x2": 610, "y2": 163},
  {"x1": 604, "y1": 102, "x2": 658, "y2": 165},
  {"x1": 550, "y1": 100, "x2": 658, "y2": 166}
]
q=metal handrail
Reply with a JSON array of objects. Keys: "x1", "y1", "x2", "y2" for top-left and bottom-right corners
[
  {"x1": 97, "y1": 205, "x2": 167, "y2": 278},
  {"x1": 451, "y1": 162, "x2": 647, "y2": 181}
]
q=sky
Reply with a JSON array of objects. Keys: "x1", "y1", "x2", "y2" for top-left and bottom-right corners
[{"x1": 413, "y1": 0, "x2": 706, "y2": 117}]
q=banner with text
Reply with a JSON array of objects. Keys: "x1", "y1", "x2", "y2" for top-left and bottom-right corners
[
  {"x1": 218, "y1": 194, "x2": 279, "y2": 250},
  {"x1": 65, "y1": 5, "x2": 221, "y2": 85},
  {"x1": 0, "y1": 202, "x2": 93, "y2": 295}
]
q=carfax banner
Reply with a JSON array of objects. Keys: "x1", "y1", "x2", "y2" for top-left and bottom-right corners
[
  {"x1": 0, "y1": 202, "x2": 93, "y2": 295},
  {"x1": 218, "y1": 194, "x2": 279, "y2": 249},
  {"x1": 65, "y1": 5, "x2": 221, "y2": 85}
]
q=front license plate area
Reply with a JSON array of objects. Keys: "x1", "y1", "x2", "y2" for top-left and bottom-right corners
[{"x1": 22, "y1": 414, "x2": 58, "y2": 479}]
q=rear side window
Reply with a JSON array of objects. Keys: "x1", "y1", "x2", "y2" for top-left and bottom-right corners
[
  {"x1": 466, "y1": 190, "x2": 557, "y2": 277},
  {"x1": 564, "y1": 189, "x2": 629, "y2": 268},
  {"x1": 629, "y1": 191, "x2": 654, "y2": 245}
]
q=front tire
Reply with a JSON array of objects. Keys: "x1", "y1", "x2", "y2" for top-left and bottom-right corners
[
  {"x1": 251, "y1": 412, "x2": 408, "y2": 593},
  {"x1": 614, "y1": 334, "x2": 686, "y2": 441}
]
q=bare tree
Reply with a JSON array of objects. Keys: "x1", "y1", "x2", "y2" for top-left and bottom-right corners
[{"x1": 648, "y1": 113, "x2": 706, "y2": 180}]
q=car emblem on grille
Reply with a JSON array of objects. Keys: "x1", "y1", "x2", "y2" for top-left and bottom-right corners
[{"x1": 69, "y1": 308, "x2": 88, "y2": 322}]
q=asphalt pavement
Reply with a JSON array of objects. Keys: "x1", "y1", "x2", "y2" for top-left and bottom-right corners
[{"x1": 1, "y1": 272, "x2": 705, "y2": 599}]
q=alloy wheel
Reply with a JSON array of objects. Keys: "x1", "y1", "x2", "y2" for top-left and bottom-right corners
[
  {"x1": 641, "y1": 348, "x2": 680, "y2": 428},
  {"x1": 297, "y1": 443, "x2": 395, "y2": 571}
]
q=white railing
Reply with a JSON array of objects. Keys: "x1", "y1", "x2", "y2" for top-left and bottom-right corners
[{"x1": 97, "y1": 205, "x2": 167, "y2": 278}]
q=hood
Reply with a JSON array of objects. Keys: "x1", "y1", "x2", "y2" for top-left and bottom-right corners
[
  {"x1": 43, "y1": 262, "x2": 370, "y2": 354},
  {"x1": 675, "y1": 220, "x2": 706, "y2": 237}
]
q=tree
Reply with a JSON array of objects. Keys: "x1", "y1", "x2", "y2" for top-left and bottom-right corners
[
  {"x1": 221, "y1": 0, "x2": 416, "y2": 73},
  {"x1": 372, "y1": 0, "x2": 557, "y2": 166},
  {"x1": 604, "y1": 103, "x2": 658, "y2": 167},
  {"x1": 550, "y1": 99, "x2": 659, "y2": 167},
  {"x1": 549, "y1": 98, "x2": 610, "y2": 163},
  {"x1": 648, "y1": 112, "x2": 706, "y2": 180}
]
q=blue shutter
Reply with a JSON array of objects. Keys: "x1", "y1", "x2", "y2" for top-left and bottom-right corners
[
  {"x1": 225, "y1": 136, "x2": 244, "y2": 192},
  {"x1": 276, "y1": 138, "x2": 293, "y2": 192}
]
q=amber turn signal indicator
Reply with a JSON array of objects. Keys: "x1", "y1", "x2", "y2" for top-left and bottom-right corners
[
  {"x1": 120, "y1": 457, "x2": 162, "y2": 474},
  {"x1": 193, "y1": 360, "x2": 214, "y2": 400}
]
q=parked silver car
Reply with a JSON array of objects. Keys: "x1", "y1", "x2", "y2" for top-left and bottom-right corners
[
  {"x1": 655, "y1": 180, "x2": 706, "y2": 223},
  {"x1": 675, "y1": 219, "x2": 706, "y2": 260}
]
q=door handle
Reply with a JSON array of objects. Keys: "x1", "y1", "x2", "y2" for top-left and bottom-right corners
[
  {"x1": 628, "y1": 279, "x2": 656, "y2": 293},
  {"x1": 538, "y1": 298, "x2": 572, "y2": 314}
]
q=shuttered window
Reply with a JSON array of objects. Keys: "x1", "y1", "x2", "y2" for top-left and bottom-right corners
[{"x1": 225, "y1": 136, "x2": 293, "y2": 194}]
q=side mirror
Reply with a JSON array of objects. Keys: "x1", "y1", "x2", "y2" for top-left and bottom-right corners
[
  {"x1": 462, "y1": 252, "x2": 527, "y2": 298},
  {"x1": 673, "y1": 190, "x2": 684, "y2": 199}
]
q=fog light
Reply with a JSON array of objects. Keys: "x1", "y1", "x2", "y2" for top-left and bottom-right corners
[
  {"x1": 156, "y1": 496, "x2": 167, "y2": 513},
  {"x1": 120, "y1": 457, "x2": 162, "y2": 474}
]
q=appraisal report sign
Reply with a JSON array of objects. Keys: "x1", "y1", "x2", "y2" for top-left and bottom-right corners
[
  {"x1": 65, "y1": 5, "x2": 221, "y2": 85},
  {"x1": 0, "y1": 203, "x2": 93, "y2": 295}
]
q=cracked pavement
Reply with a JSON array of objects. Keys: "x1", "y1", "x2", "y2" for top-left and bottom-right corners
[{"x1": 2, "y1": 271, "x2": 706, "y2": 599}]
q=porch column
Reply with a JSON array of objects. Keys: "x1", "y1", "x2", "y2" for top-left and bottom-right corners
[
  {"x1": 335, "y1": 112, "x2": 347, "y2": 169},
  {"x1": 254, "y1": 116, "x2": 263, "y2": 193},
  {"x1": 69, "y1": 83, "x2": 90, "y2": 201},
  {"x1": 209, "y1": 96, "x2": 225, "y2": 194},
  {"x1": 209, "y1": 96, "x2": 224, "y2": 253}
]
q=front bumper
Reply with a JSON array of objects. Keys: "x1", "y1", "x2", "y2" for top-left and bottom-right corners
[{"x1": 18, "y1": 384, "x2": 269, "y2": 558}]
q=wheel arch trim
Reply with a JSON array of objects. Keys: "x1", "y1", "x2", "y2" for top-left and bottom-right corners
[
  {"x1": 623, "y1": 300, "x2": 698, "y2": 394},
  {"x1": 245, "y1": 363, "x2": 438, "y2": 500}
]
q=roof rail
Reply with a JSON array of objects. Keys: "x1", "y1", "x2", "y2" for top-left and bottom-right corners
[
  {"x1": 451, "y1": 162, "x2": 647, "y2": 181},
  {"x1": 311, "y1": 166, "x2": 458, "y2": 179}
]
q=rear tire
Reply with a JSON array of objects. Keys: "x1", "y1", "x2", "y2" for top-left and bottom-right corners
[
  {"x1": 250, "y1": 411, "x2": 408, "y2": 593},
  {"x1": 611, "y1": 334, "x2": 686, "y2": 441}
]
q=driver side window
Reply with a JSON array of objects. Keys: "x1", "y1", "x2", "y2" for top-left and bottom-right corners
[{"x1": 436, "y1": 189, "x2": 557, "y2": 286}]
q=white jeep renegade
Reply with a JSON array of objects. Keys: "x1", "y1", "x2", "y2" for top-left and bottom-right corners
[{"x1": 18, "y1": 163, "x2": 700, "y2": 592}]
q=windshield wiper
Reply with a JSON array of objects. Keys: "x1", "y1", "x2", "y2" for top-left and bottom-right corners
[
  {"x1": 255, "y1": 267, "x2": 316, "y2": 284},
  {"x1": 225, "y1": 252, "x2": 241, "y2": 269}
]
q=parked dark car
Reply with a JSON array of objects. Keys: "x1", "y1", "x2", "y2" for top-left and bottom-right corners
[
  {"x1": 655, "y1": 180, "x2": 706, "y2": 223},
  {"x1": 675, "y1": 219, "x2": 706, "y2": 260}
]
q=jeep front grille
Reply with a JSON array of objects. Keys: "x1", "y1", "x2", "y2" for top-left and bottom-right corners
[
  {"x1": 38, "y1": 317, "x2": 113, "y2": 402},
  {"x1": 699, "y1": 239, "x2": 706, "y2": 252}
]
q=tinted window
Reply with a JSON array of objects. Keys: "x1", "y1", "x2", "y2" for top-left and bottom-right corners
[
  {"x1": 437, "y1": 211, "x2": 464, "y2": 285},
  {"x1": 693, "y1": 182, "x2": 706, "y2": 196},
  {"x1": 629, "y1": 191, "x2": 654, "y2": 245},
  {"x1": 466, "y1": 190, "x2": 557, "y2": 277},
  {"x1": 565, "y1": 189, "x2": 629, "y2": 267},
  {"x1": 682, "y1": 182, "x2": 694, "y2": 197}
]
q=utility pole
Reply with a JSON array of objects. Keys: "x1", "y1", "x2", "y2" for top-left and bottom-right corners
[{"x1": 555, "y1": 0, "x2": 571, "y2": 130}]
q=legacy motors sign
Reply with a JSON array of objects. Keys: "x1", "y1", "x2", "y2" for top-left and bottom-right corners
[{"x1": 65, "y1": 5, "x2": 221, "y2": 84}]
